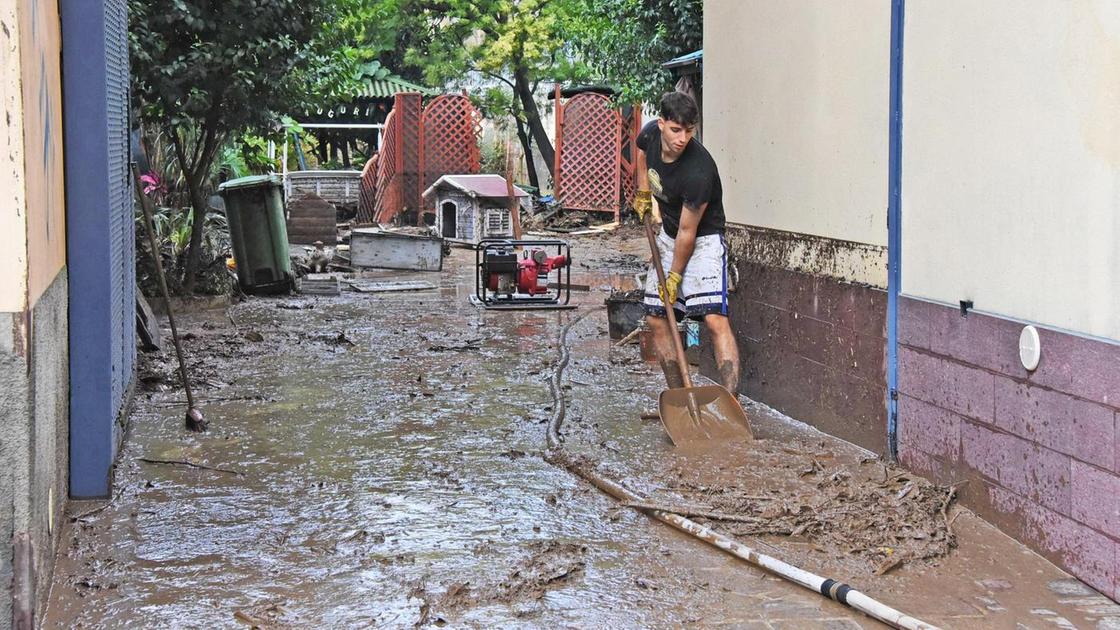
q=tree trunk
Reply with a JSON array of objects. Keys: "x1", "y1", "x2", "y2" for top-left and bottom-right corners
[
  {"x1": 172, "y1": 130, "x2": 211, "y2": 295},
  {"x1": 515, "y1": 115, "x2": 539, "y2": 190},
  {"x1": 514, "y1": 67, "x2": 554, "y2": 179}
]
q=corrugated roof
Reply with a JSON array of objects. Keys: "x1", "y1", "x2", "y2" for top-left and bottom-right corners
[
  {"x1": 422, "y1": 174, "x2": 530, "y2": 200},
  {"x1": 663, "y1": 49, "x2": 703, "y2": 69},
  {"x1": 355, "y1": 75, "x2": 437, "y2": 98}
]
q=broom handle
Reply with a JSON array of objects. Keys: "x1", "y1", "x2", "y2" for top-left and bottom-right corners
[
  {"x1": 131, "y1": 163, "x2": 195, "y2": 409},
  {"x1": 643, "y1": 212, "x2": 693, "y2": 388}
]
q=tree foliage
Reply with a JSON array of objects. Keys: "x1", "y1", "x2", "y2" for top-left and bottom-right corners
[
  {"x1": 130, "y1": 0, "x2": 354, "y2": 292},
  {"x1": 571, "y1": 0, "x2": 703, "y2": 105},
  {"x1": 395, "y1": 0, "x2": 592, "y2": 180}
]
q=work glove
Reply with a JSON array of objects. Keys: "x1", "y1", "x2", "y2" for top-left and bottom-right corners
[
  {"x1": 633, "y1": 190, "x2": 652, "y2": 221},
  {"x1": 659, "y1": 270, "x2": 683, "y2": 306}
]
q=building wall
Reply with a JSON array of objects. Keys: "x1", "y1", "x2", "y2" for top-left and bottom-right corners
[
  {"x1": 0, "y1": 0, "x2": 28, "y2": 314},
  {"x1": 902, "y1": 0, "x2": 1120, "y2": 342},
  {"x1": 62, "y1": 0, "x2": 136, "y2": 501},
  {"x1": 704, "y1": 0, "x2": 890, "y2": 248},
  {"x1": 702, "y1": 0, "x2": 891, "y2": 452},
  {"x1": 19, "y1": 0, "x2": 66, "y2": 306},
  {"x1": 1, "y1": 0, "x2": 69, "y2": 625},
  {"x1": 897, "y1": 1, "x2": 1120, "y2": 602}
]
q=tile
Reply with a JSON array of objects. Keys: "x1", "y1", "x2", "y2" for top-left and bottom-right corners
[
  {"x1": 899, "y1": 347, "x2": 995, "y2": 423},
  {"x1": 929, "y1": 305, "x2": 1024, "y2": 376},
  {"x1": 897, "y1": 296, "x2": 932, "y2": 350},
  {"x1": 994, "y1": 378, "x2": 1115, "y2": 470},
  {"x1": 961, "y1": 421, "x2": 1010, "y2": 481},
  {"x1": 899, "y1": 395, "x2": 962, "y2": 461},
  {"x1": 1030, "y1": 329, "x2": 1120, "y2": 409},
  {"x1": 1070, "y1": 461, "x2": 1120, "y2": 538}
]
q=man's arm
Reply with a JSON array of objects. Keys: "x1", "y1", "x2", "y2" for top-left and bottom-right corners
[{"x1": 671, "y1": 201, "x2": 708, "y2": 276}]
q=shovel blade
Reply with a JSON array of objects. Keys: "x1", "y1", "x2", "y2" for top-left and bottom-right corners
[{"x1": 658, "y1": 385, "x2": 753, "y2": 446}]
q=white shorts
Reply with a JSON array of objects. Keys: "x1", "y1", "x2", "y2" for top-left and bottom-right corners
[{"x1": 644, "y1": 229, "x2": 729, "y2": 320}]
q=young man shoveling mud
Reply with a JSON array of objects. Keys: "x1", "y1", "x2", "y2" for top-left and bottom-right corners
[
  {"x1": 634, "y1": 92, "x2": 740, "y2": 395},
  {"x1": 632, "y1": 92, "x2": 752, "y2": 445}
]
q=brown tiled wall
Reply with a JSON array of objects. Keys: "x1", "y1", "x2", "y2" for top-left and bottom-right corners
[
  {"x1": 701, "y1": 258, "x2": 888, "y2": 453},
  {"x1": 897, "y1": 296, "x2": 1119, "y2": 601}
]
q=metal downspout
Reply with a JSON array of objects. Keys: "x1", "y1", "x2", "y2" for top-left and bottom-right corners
[{"x1": 887, "y1": 0, "x2": 906, "y2": 461}]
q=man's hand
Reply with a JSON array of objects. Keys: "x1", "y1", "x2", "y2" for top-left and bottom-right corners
[
  {"x1": 659, "y1": 270, "x2": 683, "y2": 306},
  {"x1": 633, "y1": 190, "x2": 652, "y2": 221}
]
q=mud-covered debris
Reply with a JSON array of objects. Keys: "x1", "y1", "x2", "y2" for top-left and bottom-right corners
[
  {"x1": 429, "y1": 541, "x2": 586, "y2": 617},
  {"x1": 655, "y1": 440, "x2": 958, "y2": 575},
  {"x1": 277, "y1": 301, "x2": 314, "y2": 310},
  {"x1": 234, "y1": 601, "x2": 298, "y2": 628},
  {"x1": 427, "y1": 339, "x2": 483, "y2": 352}
]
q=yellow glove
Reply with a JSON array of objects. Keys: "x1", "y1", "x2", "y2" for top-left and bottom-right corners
[
  {"x1": 633, "y1": 190, "x2": 652, "y2": 221},
  {"x1": 659, "y1": 271, "x2": 683, "y2": 306}
]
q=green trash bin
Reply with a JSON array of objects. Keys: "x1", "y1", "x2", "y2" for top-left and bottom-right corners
[{"x1": 218, "y1": 174, "x2": 293, "y2": 295}]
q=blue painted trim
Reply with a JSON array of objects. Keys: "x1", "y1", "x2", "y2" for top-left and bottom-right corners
[
  {"x1": 886, "y1": 0, "x2": 906, "y2": 462},
  {"x1": 62, "y1": 0, "x2": 115, "y2": 498}
]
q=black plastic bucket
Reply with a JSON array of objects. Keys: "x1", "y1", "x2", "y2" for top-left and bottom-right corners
[{"x1": 605, "y1": 290, "x2": 646, "y2": 340}]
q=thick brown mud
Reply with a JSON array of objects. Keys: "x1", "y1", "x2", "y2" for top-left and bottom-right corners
[{"x1": 45, "y1": 226, "x2": 1120, "y2": 628}]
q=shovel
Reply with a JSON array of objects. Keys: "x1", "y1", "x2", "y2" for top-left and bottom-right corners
[{"x1": 642, "y1": 212, "x2": 753, "y2": 446}]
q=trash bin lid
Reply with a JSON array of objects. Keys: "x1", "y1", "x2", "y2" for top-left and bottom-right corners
[{"x1": 218, "y1": 174, "x2": 282, "y2": 194}]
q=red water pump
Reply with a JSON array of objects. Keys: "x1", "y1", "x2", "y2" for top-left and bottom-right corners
[
  {"x1": 474, "y1": 239, "x2": 575, "y2": 310},
  {"x1": 486, "y1": 248, "x2": 568, "y2": 295}
]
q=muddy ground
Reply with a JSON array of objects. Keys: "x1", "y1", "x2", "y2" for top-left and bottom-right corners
[{"x1": 45, "y1": 226, "x2": 1120, "y2": 628}]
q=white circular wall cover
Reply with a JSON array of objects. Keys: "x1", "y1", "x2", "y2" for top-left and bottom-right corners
[{"x1": 1019, "y1": 325, "x2": 1041, "y2": 371}]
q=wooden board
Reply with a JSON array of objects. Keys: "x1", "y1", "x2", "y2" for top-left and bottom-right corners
[
  {"x1": 297, "y1": 274, "x2": 341, "y2": 296},
  {"x1": 347, "y1": 280, "x2": 438, "y2": 293}
]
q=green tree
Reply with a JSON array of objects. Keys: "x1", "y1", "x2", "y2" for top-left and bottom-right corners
[
  {"x1": 400, "y1": 0, "x2": 591, "y2": 180},
  {"x1": 130, "y1": 0, "x2": 355, "y2": 293},
  {"x1": 572, "y1": 0, "x2": 702, "y2": 105}
]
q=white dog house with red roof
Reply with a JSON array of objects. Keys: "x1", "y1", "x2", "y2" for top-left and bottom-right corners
[{"x1": 423, "y1": 174, "x2": 530, "y2": 245}]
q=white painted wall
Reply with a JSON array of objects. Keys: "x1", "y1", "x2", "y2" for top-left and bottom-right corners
[
  {"x1": 0, "y1": 0, "x2": 28, "y2": 313},
  {"x1": 703, "y1": 0, "x2": 890, "y2": 248},
  {"x1": 903, "y1": 0, "x2": 1120, "y2": 341}
]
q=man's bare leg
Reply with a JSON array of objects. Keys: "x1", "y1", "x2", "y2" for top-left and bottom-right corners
[
  {"x1": 646, "y1": 314, "x2": 685, "y2": 389},
  {"x1": 704, "y1": 313, "x2": 740, "y2": 393}
]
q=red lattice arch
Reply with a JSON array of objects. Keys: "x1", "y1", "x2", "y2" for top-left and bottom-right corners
[
  {"x1": 421, "y1": 94, "x2": 481, "y2": 212},
  {"x1": 554, "y1": 92, "x2": 622, "y2": 218},
  {"x1": 374, "y1": 93, "x2": 423, "y2": 224}
]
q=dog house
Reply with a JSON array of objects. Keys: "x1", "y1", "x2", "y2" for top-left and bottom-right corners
[{"x1": 423, "y1": 174, "x2": 530, "y2": 245}]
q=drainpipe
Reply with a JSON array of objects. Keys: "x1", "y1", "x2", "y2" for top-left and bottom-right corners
[{"x1": 886, "y1": 0, "x2": 906, "y2": 461}]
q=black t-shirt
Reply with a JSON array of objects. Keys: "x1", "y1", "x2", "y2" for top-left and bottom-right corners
[{"x1": 636, "y1": 120, "x2": 726, "y2": 238}]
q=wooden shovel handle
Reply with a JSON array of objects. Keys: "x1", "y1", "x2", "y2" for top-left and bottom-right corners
[{"x1": 643, "y1": 212, "x2": 693, "y2": 388}]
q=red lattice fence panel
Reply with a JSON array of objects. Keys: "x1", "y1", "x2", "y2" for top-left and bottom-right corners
[
  {"x1": 421, "y1": 94, "x2": 481, "y2": 213},
  {"x1": 374, "y1": 93, "x2": 423, "y2": 223},
  {"x1": 618, "y1": 103, "x2": 645, "y2": 210},
  {"x1": 554, "y1": 92, "x2": 622, "y2": 219},
  {"x1": 356, "y1": 154, "x2": 378, "y2": 224},
  {"x1": 373, "y1": 109, "x2": 401, "y2": 223},
  {"x1": 619, "y1": 105, "x2": 641, "y2": 212}
]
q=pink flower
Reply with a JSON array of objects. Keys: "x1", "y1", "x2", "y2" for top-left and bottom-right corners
[{"x1": 141, "y1": 172, "x2": 166, "y2": 196}]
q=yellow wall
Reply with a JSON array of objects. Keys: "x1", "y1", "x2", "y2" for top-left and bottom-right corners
[
  {"x1": 903, "y1": 0, "x2": 1120, "y2": 340},
  {"x1": 0, "y1": 0, "x2": 29, "y2": 313},
  {"x1": 703, "y1": 0, "x2": 890, "y2": 248},
  {"x1": 20, "y1": 0, "x2": 65, "y2": 307}
]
